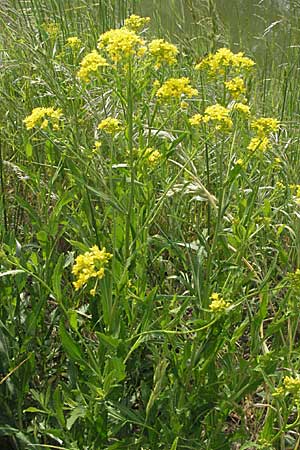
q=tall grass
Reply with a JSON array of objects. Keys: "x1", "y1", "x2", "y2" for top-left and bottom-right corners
[{"x1": 1, "y1": 1, "x2": 300, "y2": 449}]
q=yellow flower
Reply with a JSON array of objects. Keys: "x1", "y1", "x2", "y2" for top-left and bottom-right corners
[
  {"x1": 272, "y1": 386, "x2": 285, "y2": 397},
  {"x1": 276, "y1": 181, "x2": 284, "y2": 188},
  {"x1": 231, "y1": 102, "x2": 251, "y2": 116},
  {"x1": 209, "y1": 292, "x2": 229, "y2": 312},
  {"x1": 23, "y1": 107, "x2": 62, "y2": 130},
  {"x1": 148, "y1": 39, "x2": 178, "y2": 69},
  {"x1": 77, "y1": 50, "x2": 108, "y2": 82},
  {"x1": 251, "y1": 117, "x2": 280, "y2": 136},
  {"x1": 224, "y1": 77, "x2": 246, "y2": 98},
  {"x1": 98, "y1": 28, "x2": 146, "y2": 62},
  {"x1": 247, "y1": 136, "x2": 271, "y2": 152},
  {"x1": 156, "y1": 77, "x2": 198, "y2": 100},
  {"x1": 66, "y1": 36, "x2": 82, "y2": 49},
  {"x1": 289, "y1": 184, "x2": 300, "y2": 198},
  {"x1": 42, "y1": 22, "x2": 59, "y2": 37},
  {"x1": 189, "y1": 114, "x2": 203, "y2": 126},
  {"x1": 196, "y1": 47, "x2": 255, "y2": 76},
  {"x1": 286, "y1": 268, "x2": 300, "y2": 289},
  {"x1": 72, "y1": 245, "x2": 112, "y2": 291},
  {"x1": 124, "y1": 14, "x2": 150, "y2": 32},
  {"x1": 92, "y1": 141, "x2": 102, "y2": 153},
  {"x1": 144, "y1": 148, "x2": 161, "y2": 165},
  {"x1": 283, "y1": 376, "x2": 300, "y2": 397},
  {"x1": 232, "y1": 51, "x2": 255, "y2": 70},
  {"x1": 236, "y1": 158, "x2": 244, "y2": 166},
  {"x1": 196, "y1": 48, "x2": 233, "y2": 73},
  {"x1": 98, "y1": 117, "x2": 123, "y2": 134},
  {"x1": 180, "y1": 101, "x2": 189, "y2": 109},
  {"x1": 40, "y1": 119, "x2": 49, "y2": 129},
  {"x1": 203, "y1": 104, "x2": 233, "y2": 130}
]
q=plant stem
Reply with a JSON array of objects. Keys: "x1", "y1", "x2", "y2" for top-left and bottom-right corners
[
  {"x1": 0, "y1": 140, "x2": 7, "y2": 233},
  {"x1": 125, "y1": 59, "x2": 134, "y2": 260}
]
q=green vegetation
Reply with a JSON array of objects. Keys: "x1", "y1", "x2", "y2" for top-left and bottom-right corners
[{"x1": 1, "y1": 1, "x2": 300, "y2": 449}]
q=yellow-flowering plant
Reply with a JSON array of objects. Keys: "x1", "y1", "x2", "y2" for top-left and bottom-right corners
[{"x1": 16, "y1": 12, "x2": 293, "y2": 449}]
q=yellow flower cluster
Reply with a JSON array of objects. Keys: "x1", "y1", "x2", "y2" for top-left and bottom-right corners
[
  {"x1": 98, "y1": 28, "x2": 146, "y2": 62},
  {"x1": 189, "y1": 104, "x2": 233, "y2": 130},
  {"x1": 273, "y1": 386, "x2": 284, "y2": 397},
  {"x1": 289, "y1": 183, "x2": 300, "y2": 191},
  {"x1": 284, "y1": 376, "x2": 300, "y2": 396},
  {"x1": 148, "y1": 39, "x2": 178, "y2": 69},
  {"x1": 247, "y1": 117, "x2": 279, "y2": 153},
  {"x1": 189, "y1": 114, "x2": 203, "y2": 126},
  {"x1": 156, "y1": 77, "x2": 198, "y2": 100},
  {"x1": 286, "y1": 268, "x2": 300, "y2": 289},
  {"x1": 42, "y1": 22, "x2": 59, "y2": 37},
  {"x1": 196, "y1": 47, "x2": 255, "y2": 76},
  {"x1": 251, "y1": 117, "x2": 280, "y2": 136},
  {"x1": 98, "y1": 117, "x2": 123, "y2": 134},
  {"x1": 209, "y1": 293, "x2": 230, "y2": 312},
  {"x1": 66, "y1": 36, "x2": 82, "y2": 49},
  {"x1": 204, "y1": 104, "x2": 233, "y2": 128},
  {"x1": 231, "y1": 102, "x2": 251, "y2": 116},
  {"x1": 247, "y1": 136, "x2": 271, "y2": 152},
  {"x1": 77, "y1": 50, "x2": 108, "y2": 82},
  {"x1": 290, "y1": 184, "x2": 300, "y2": 198},
  {"x1": 144, "y1": 148, "x2": 162, "y2": 165},
  {"x1": 72, "y1": 245, "x2": 112, "y2": 293},
  {"x1": 224, "y1": 77, "x2": 246, "y2": 99},
  {"x1": 124, "y1": 14, "x2": 150, "y2": 32},
  {"x1": 23, "y1": 107, "x2": 62, "y2": 130},
  {"x1": 274, "y1": 375, "x2": 300, "y2": 399},
  {"x1": 92, "y1": 141, "x2": 102, "y2": 154}
]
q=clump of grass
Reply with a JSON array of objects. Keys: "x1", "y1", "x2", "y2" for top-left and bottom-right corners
[{"x1": 1, "y1": 2, "x2": 300, "y2": 450}]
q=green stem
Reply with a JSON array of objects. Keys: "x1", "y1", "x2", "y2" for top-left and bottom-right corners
[
  {"x1": 125, "y1": 59, "x2": 134, "y2": 260},
  {"x1": 85, "y1": 185, "x2": 100, "y2": 248},
  {"x1": 0, "y1": 139, "x2": 7, "y2": 233},
  {"x1": 205, "y1": 141, "x2": 211, "y2": 239},
  {"x1": 205, "y1": 137, "x2": 225, "y2": 305}
]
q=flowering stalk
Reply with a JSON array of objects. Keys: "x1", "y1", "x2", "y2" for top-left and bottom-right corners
[{"x1": 125, "y1": 59, "x2": 134, "y2": 260}]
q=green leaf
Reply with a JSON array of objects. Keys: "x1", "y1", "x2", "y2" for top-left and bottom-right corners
[
  {"x1": 23, "y1": 407, "x2": 48, "y2": 414},
  {"x1": 66, "y1": 405, "x2": 86, "y2": 430},
  {"x1": 59, "y1": 321, "x2": 85, "y2": 365},
  {"x1": 25, "y1": 141, "x2": 33, "y2": 158},
  {"x1": 96, "y1": 332, "x2": 120, "y2": 349},
  {"x1": 103, "y1": 357, "x2": 126, "y2": 395},
  {"x1": 14, "y1": 194, "x2": 41, "y2": 225},
  {"x1": 68, "y1": 310, "x2": 78, "y2": 332},
  {"x1": 0, "y1": 425, "x2": 32, "y2": 445},
  {"x1": 170, "y1": 437, "x2": 179, "y2": 450},
  {"x1": 36, "y1": 230, "x2": 48, "y2": 244},
  {"x1": 52, "y1": 254, "x2": 65, "y2": 301},
  {"x1": 53, "y1": 385, "x2": 65, "y2": 427}
]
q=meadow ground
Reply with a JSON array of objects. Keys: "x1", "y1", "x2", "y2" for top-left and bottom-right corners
[{"x1": 1, "y1": 1, "x2": 300, "y2": 449}]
